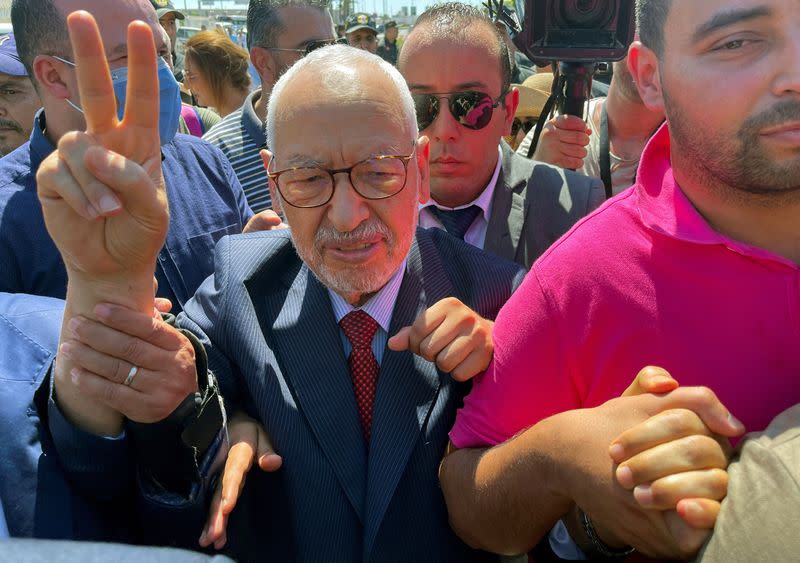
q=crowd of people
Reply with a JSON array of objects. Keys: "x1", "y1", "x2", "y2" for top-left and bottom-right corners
[{"x1": 0, "y1": 0, "x2": 798, "y2": 561}]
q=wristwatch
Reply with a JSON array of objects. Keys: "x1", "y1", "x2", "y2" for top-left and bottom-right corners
[{"x1": 579, "y1": 509, "x2": 636, "y2": 559}]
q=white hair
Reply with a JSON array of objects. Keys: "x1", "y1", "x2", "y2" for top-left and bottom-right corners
[{"x1": 266, "y1": 44, "x2": 417, "y2": 150}]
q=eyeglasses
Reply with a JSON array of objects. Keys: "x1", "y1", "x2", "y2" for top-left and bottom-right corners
[
  {"x1": 511, "y1": 117, "x2": 538, "y2": 138},
  {"x1": 268, "y1": 149, "x2": 416, "y2": 208},
  {"x1": 412, "y1": 90, "x2": 508, "y2": 131},
  {"x1": 267, "y1": 39, "x2": 336, "y2": 57}
]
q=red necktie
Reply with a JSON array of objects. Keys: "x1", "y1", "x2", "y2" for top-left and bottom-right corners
[{"x1": 339, "y1": 310, "x2": 380, "y2": 443}]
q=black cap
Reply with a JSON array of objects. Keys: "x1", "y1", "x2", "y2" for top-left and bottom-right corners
[
  {"x1": 345, "y1": 13, "x2": 377, "y2": 34},
  {"x1": 384, "y1": 20, "x2": 397, "y2": 29}
]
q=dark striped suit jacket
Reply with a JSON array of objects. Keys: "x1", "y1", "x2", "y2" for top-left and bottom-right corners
[{"x1": 154, "y1": 228, "x2": 526, "y2": 562}]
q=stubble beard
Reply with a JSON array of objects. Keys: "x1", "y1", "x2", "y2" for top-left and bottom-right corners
[{"x1": 665, "y1": 90, "x2": 800, "y2": 206}]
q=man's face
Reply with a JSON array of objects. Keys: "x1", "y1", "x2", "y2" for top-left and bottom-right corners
[
  {"x1": 159, "y1": 12, "x2": 178, "y2": 48},
  {"x1": 646, "y1": 0, "x2": 800, "y2": 197},
  {"x1": 347, "y1": 29, "x2": 378, "y2": 53},
  {"x1": 399, "y1": 27, "x2": 516, "y2": 207},
  {"x1": 0, "y1": 73, "x2": 40, "y2": 155},
  {"x1": 268, "y1": 72, "x2": 429, "y2": 304},
  {"x1": 385, "y1": 26, "x2": 398, "y2": 42},
  {"x1": 53, "y1": 0, "x2": 169, "y2": 126},
  {"x1": 259, "y1": 6, "x2": 335, "y2": 88},
  {"x1": 57, "y1": 0, "x2": 168, "y2": 72}
]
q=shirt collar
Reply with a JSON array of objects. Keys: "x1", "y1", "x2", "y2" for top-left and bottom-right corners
[
  {"x1": 243, "y1": 88, "x2": 267, "y2": 148},
  {"x1": 29, "y1": 109, "x2": 56, "y2": 172},
  {"x1": 636, "y1": 124, "x2": 797, "y2": 267},
  {"x1": 327, "y1": 259, "x2": 407, "y2": 332},
  {"x1": 420, "y1": 145, "x2": 503, "y2": 223}
]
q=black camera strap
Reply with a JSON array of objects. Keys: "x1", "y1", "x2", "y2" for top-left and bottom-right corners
[
  {"x1": 599, "y1": 101, "x2": 664, "y2": 199},
  {"x1": 526, "y1": 71, "x2": 563, "y2": 160}
]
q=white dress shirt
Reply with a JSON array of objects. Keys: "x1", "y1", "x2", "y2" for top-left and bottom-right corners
[{"x1": 419, "y1": 146, "x2": 504, "y2": 250}]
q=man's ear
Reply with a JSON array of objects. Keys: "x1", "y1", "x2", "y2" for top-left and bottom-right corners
[
  {"x1": 32, "y1": 55, "x2": 72, "y2": 100},
  {"x1": 628, "y1": 41, "x2": 665, "y2": 114},
  {"x1": 261, "y1": 148, "x2": 283, "y2": 216},
  {"x1": 415, "y1": 135, "x2": 430, "y2": 204},
  {"x1": 251, "y1": 46, "x2": 278, "y2": 88},
  {"x1": 502, "y1": 87, "x2": 520, "y2": 136}
]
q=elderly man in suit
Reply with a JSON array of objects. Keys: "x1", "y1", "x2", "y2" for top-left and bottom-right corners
[
  {"x1": 398, "y1": 3, "x2": 605, "y2": 269},
  {"x1": 35, "y1": 12, "x2": 525, "y2": 561}
]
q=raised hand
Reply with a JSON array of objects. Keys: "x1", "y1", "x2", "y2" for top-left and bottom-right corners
[
  {"x1": 37, "y1": 11, "x2": 168, "y2": 287},
  {"x1": 40, "y1": 12, "x2": 171, "y2": 436}
]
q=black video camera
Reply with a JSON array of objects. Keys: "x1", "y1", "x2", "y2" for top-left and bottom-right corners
[
  {"x1": 512, "y1": 0, "x2": 636, "y2": 64},
  {"x1": 489, "y1": 0, "x2": 636, "y2": 158}
]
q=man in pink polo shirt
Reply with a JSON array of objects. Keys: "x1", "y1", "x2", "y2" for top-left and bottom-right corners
[{"x1": 440, "y1": 0, "x2": 800, "y2": 559}]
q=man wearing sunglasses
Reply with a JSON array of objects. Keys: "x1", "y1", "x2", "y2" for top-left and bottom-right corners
[
  {"x1": 203, "y1": 0, "x2": 336, "y2": 213},
  {"x1": 398, "y1": 3, "x2": 605, "y2": 270}
]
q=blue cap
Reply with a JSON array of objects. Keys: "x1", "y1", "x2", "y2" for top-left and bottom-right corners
[{"x1": 0, "y1": 34, "x2": 26, "y2": 77}]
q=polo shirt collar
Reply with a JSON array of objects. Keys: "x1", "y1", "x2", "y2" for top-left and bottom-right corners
[
  {"x1": 636, "y1": 124, "x2": 797, "y2": 268},
  {"x1": 243, "y1": 88, "x2": 267, "y2": 148}
]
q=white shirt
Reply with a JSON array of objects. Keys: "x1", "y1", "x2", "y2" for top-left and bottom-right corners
[{"x1": 418, "y1": 146, "x2": 503, "y2": 250}]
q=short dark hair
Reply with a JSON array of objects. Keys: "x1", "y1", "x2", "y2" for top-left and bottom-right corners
[
  {"x1": 405, "y1": 2, "x2": 511, "y2": 95},
  {"x1": 247, "y1": 0, "x2": 329, "y2": 51},
  {"x1": 636, "y1": 0, "x2": 672, "y2": 57},
  {"x1": 11, "y1": 0, "x2": 70, "y2": 83}
]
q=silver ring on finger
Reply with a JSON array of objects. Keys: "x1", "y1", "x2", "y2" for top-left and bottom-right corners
[{"x1": 123, "y1": 365, "x2": 139, "y2": 387}]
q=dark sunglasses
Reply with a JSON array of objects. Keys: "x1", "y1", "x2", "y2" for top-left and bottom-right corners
[
  {"x1": 511, "y1": 117, "x2": 538, "y2": 137},
  {"x1": 267, "y1": 39, "x2": 337, "y2": 57},
  {"x1": 413, "y1": 90, "x2": 508, "y2": 131}
]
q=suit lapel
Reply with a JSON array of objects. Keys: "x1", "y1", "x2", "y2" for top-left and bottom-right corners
[
  {"x1": 485, "y1": 144, "x2": 530, "y2": 263},
  {"x1": 363, "y1": 233, "x2": 454, "y2": 556},
  {"x1": 261, "y1": 265, "x2": 368, "y2": 522}
]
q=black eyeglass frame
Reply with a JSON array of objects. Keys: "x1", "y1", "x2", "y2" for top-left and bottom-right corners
[
  {"x1": 267, "y1": 148, "x2": 417, "y2": 209},
  {"x1": 413, "y1": 90, "x2": 509, "y2": 131},
  {"x1": 265, "y1": 39, "x2": 337, "y2": 57}
]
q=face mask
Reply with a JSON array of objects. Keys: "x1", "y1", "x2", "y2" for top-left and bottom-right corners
[{"x1": 56, "y1": 55, "x2": 181, "y2": 145}]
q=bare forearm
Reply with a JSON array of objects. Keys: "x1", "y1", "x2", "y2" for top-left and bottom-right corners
[
  {"x1": 439, "y1": 415, "x2": 574, "y2": 555},
  {"x1": 55, "y1": 270, "x2": 155, "y2": 436}
]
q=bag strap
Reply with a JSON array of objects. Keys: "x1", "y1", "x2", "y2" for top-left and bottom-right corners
[{"x1": 180, "y1": 104, "x2": 204, "y2": 137}]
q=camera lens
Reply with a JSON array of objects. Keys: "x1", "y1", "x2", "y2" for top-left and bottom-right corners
[{"x1": 553, "y1": 0, "x2": 617, "y2": 29}]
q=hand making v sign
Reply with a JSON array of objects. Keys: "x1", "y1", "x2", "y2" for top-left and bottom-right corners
[
  {"x1": 37, "y1": 11, "x2": 171, "y2": 436},
  {"x1": 37, "y1": 11, "x2": 168, "y2": 295}
]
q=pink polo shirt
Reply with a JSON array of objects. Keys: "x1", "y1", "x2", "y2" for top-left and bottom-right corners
[{"x1": 450, "y1": 125, "x2": 800, "y2": 449}]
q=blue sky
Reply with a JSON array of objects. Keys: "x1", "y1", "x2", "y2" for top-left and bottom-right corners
[{"x1": 172, "y1": 0, "x2": 482, "y2": 19}]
